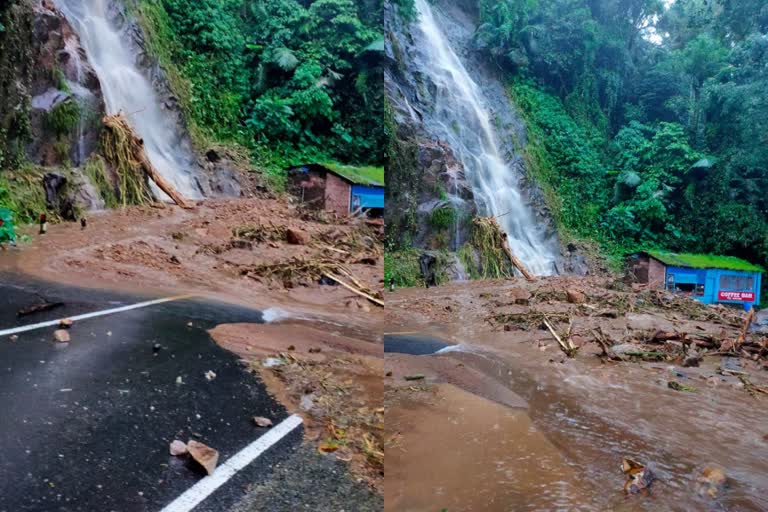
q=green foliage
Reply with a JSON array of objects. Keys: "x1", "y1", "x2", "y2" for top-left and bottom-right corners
[
  {"x1": 134, "y1": 0, "x2": 384, "y2": 171},
  {"x1": 384, "y1": 249, "x2": 422, "y2": 287},
  {"x1": 428, "y1": 206, "x2": 456, "y2": 231},
  {"x1": 481, "y1": 0, "x2": 768, "y2": 275},
  {"x1": 46, "y1": 99, "x2": 80, "y2": 137},
  {"x1": 83, "y1": 155, "x2": 118, "y2": 209}
]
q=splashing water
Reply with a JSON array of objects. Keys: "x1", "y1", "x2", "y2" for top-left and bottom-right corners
[
  {"x1": 413, "y1": 0, "x2": 556, "y2": 275},
  {"x1": 54, "y1": 0, "x2": 202, "y2": 199}
]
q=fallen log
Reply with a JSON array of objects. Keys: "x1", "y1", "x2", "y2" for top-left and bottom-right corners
[
  {"x1": 323, "y1": 272, "x2": 384, "y2": 308},
  {"x1": 102, "y1": 113, "x2": 192, "y2": 209},
  {"x1": 501, "y1": 235, "x2": 536, "y2": 282}
]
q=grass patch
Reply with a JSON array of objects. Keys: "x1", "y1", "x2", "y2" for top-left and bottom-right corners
[
  {"x1": 384, "y1": 249, "x2": 422, "y2": 288},
  {"x1": 46, "y1": 99, "x2": 80, "y2": 137},
  {"x1": 83, "y1": 155, "x2": 118, "y2": 209},
  {"x1": 428, "y1": 206, "x2": 456, "y2": 231}
]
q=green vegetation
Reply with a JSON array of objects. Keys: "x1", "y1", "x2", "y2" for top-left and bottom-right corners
[
  {"x1": 82, "y1": 155, "x2": 118, "y2": 209},
  {"x1": 646, "y1": 251, "x2": 764, "y2": 273},
  {"x1": 132, "y1": 0, "x2": 385, "y2": 173},
  {"x1": 428, "y1": 206, "x2": 456, "y2": 231},
  {"x1": 384, "y1": 249, "x2": 423, "y2": 287},
  {"x1": 46, "y1": 99, "x2": 80, "y2": 137},
  {"x1": 474, "y1": 0, "x2": 768, "y2": 273},
  {"x1": 0, "y1": 165, "x2": 51, "y2": 223}
]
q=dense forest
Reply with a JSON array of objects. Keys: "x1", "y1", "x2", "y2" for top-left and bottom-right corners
[
  {"x1": 133, "y1": 0, "x2": 385, "y2": 171},
  {"x1": 394, "y1": 0, "x2": 768, "y2": 272}
]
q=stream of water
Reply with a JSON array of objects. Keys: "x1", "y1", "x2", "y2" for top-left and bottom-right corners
[
  {"x1": 54, "y1": 0, "x2": 202, "y2": 199},
  {"x1": 413, "y1": 0, "x2": 556, "y2": 275}
]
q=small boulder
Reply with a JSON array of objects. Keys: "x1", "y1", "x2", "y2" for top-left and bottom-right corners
[
  {"x1": 286, "y1": 228, "x2": 310, "y2": 245},
  {"x1": 169, "y1": 440, "x2": 188, "y2": 456},
  {"x1": 59, "y1": 318, "x2": 74, "y2": 328},
  {"x1": 53, "y1": 329, "x2": 70, "y2": 343},
  {"x1": 566, "y1": 289, "x2": 587, "y2": 304},
  {"x1": 252, "y1": 416, "x2": 273, "y2": 428},
  {"x1": 187, "y1": 440, "x2": 219, "y2": 475},
  {"x1": 507, "y1": 287, "x2": 531, "y2": 305},
  {"x1": 696, "y1": 465, "x2": 727, "y2": 499}
]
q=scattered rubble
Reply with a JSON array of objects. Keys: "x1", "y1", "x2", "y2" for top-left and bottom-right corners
[
  {"x1": 187, "y1": 440, "x2": 219, "y2": 475},
  {"x1": 59, "y1": 318, "x2": 74, "y2": 328},
  {"x1": 169, "y1": 440, "x2": 188, "y2": 456},
  {"x1": 252, "y1": 416, "x2": 273, "y2": 428},
  {"x1": 53, "y1": 329, "x2": 70, "y2": 343},
  {"x1": 622, "y1": 457, "x2": 655, "y2": 494}
]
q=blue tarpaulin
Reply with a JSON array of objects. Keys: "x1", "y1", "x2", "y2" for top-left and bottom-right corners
[{"x1": 351, "y1": 185, "x2": 384, "y2": 209}]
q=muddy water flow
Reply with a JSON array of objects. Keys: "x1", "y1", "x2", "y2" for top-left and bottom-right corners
[{"x1": 404, "y1": 338, "x2": 768, "y2": 511}]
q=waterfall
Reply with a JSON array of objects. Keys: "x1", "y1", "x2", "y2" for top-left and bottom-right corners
[
  {"x1": 53, "y1": 0, "x2": 202, "y2": 199},
  {"x1": 413, "y1": 0, "x2": 556, "y2": 275}
]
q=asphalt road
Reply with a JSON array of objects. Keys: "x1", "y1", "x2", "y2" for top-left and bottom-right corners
[
  {"x1": 0, "y1": 275, "x2": 297, "y2": 512},
  {"x1": 383, "y1": 334, "x2": 450, "y2": 355}
]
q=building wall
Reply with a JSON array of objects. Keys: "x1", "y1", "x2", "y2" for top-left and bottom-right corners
[
  {"x1": 324, "y1": 172, "x2": 351, "y2": 216},
  {"x1": 290, "y1": 169, "x2": 326, "y2": 209},
  {"x1": 648, "y1": 257, "x2": 666, "y2": 289}
]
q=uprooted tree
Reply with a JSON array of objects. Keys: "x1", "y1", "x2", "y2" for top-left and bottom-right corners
[{"x1": 100, "y1": 113, "x2": 191, "y2": 208}]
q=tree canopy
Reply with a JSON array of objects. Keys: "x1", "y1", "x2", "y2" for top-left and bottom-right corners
[{"x1": 470, "y1": 0, "x2": 768, "y2": 270}]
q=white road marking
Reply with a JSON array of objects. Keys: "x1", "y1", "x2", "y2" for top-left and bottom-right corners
[
  {"x1": 159, "y1": 414, "x2": 304, "y2": 512},
  {"x1": 0, "y1": 295, "x2": 194, "y2": 337}
]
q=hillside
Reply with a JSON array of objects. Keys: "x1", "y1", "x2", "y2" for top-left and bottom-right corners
[{"x1": 385, "y1": 0, "x2": 768, "y2": 288}]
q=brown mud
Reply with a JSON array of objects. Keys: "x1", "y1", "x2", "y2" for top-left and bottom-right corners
[{"x1": 386, "y1": 277, "x2": 768, "y2": 511}]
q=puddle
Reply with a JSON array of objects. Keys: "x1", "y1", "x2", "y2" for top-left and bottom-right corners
[{"x1": 384, "y1": 334, "x2": 450, "y2": 355}]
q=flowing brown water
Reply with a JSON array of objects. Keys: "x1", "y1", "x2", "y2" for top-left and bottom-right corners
[{"x1": 386, "y1": 336, "x2": 768, "y2": 511}]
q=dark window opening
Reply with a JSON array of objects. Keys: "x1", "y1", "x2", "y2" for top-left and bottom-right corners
[
  {"x1": 719, "y1": 275, "x2": 754, "y2": 291},
  {"x1": 674, "y1": 283, "x2": 696, "y2": 294}
]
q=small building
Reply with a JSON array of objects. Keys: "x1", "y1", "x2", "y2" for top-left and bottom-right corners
[
  {"x1": 288, "y1": 163, "x2": 384, "y2": 217},
  {"x1": 627, "y1": 251, "x2": 763, "y2": 310}
]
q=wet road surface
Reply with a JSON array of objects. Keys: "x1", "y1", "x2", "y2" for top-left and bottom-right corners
[
  {"x1": 383, "y1": 334, "x2": 450, "y2": 355},
  {"x1": 0, "y1": 274, "x2": 299, "y2": 512}
]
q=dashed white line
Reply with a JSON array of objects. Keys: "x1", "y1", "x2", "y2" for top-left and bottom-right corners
[
  {"x1": 0, "y1": 295, "x2": 194, "y2": 337},
  {"x1": 159, "y1": 414, "x2": 304, "y2": 512}
]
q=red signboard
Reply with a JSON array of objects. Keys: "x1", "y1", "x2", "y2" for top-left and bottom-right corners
[{"x1": 718, "y1": 290, "x2": 755, "y2": 302}]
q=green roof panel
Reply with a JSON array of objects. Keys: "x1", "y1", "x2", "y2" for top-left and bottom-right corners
[{"x1": 646, "y1": 251, "x2": 764, "y2": 273}]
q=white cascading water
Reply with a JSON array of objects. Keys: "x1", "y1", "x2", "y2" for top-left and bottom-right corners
[
  {"x1": 414, "y1": 0, "x2": 556, "y2": 275},
  {"x1": 54, "y1": 0, "x2": 201, "y2": 198}
]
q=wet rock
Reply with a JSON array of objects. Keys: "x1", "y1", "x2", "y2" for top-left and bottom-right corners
[
  {"x1": 300, "y1": 393, "x2": 316, "y2": 411},
  {"x1": 252, "y1": 416, "x2": 273, "y2": 428},
  {"x1": 59, "y1": 318, "x2": 74, "y2": 328},
  {"x1": 622, "y1": 457, "x2": 655, "y2": 494},
  {"x1": 169, "y1": 440, "x2": 188, "y2": 456},
  {"x1": 507, "y1": 287, "x2": 531, "y2": 305},
  {"x1": 286, "y1": 228, "x2": 309, "y2": 245},
  {"x1": 187, "y1": 440, "x2": 219, "y2": 475},
  {"x1": 53, "y1": 329, "x2": 70, "y2": 343},
  {"x1": 682, "y1": 350, "x2": 703, "y2": 367},
  {"x1": 696, "y1": 465, "x2": 727, "y2": 499},
  {"x1": 566, "y1": 289, "x2": 586, "y2": 304}
]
